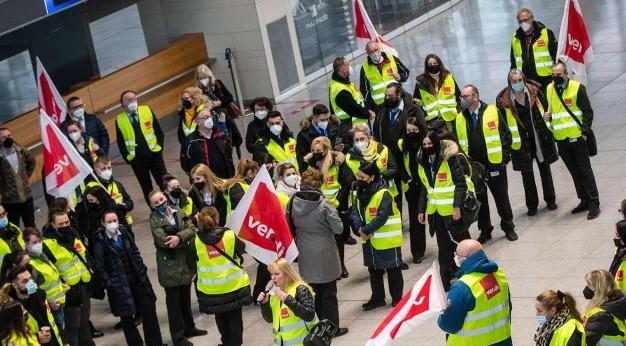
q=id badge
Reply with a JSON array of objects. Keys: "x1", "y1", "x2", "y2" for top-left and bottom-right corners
[
  {"x1": 489, "y1": 170, "x2": 500, "y2": 177},
  {"x1": 569, "y1": 137, "x2": 578, "y2": 143}
]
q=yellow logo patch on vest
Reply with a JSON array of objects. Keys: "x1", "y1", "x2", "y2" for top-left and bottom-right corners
[
  {"x1": 443, "y1": 86, "x2": 452, "y2": 95},
  {"x1": 74, "y1": 243, "x2": 83, "y2": 252},
  {"x1": 381, "y1": 157, "x2": 387, "y2": 165},
  {"x1": 144, "y1": 121, "x2": 152, "y2": 129},
  {"x1": 617, "y1": 269, "x2": 623, "y2": 282},
  {"x1": 564, "y1": 98, "x2": 573, "y2": 106},
  {"x1": 437, "y1": 172, "x2": 448, "y2": 182},
  {"x1": 487, "y1": 121, "x2": 497, "y2": 130},
  {"x1": 479, "y1": 273, "x2": 502, "y2": 300},
  {"x1": 326, "y1": 176, "x2": 334, "y2": 184},
  {"x1": 369, "y1": 207, "x2": 378, "y2": 217},
  {"x1": 536, "y1": 39, "x2": 545, "y2": 47},
  {"x1": 206, "y1": 240, "x2": 224, "y2": 259},
  {"x1": 281, "y1": 307, "x2": 290, "y2": 319}
]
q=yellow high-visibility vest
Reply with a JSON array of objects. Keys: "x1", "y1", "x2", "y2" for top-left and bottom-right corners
[
  {"x1": 419, "y1": 74, "x2": 458, "y2": 122},
  {"x1": 455, "y1": 105, "x2": 504, "y2": 164},
  {"x1": 329, "y1": 79, "x2": 367, "y2": 124},
  {"x1": 511, "y1": 28, "x2": 554, "y2": 77},
  {"x1": 43, "y1": 238, "x2": 91, "y2": 286},
  {"x1": 583, "y1": 307, "x2": 626, "y2": 346},
  {"x1": 503, "y1": 108, "x2": 521, "y2": 150},
  {"x1": 116, "y1": 105, "x2": 162, "y2": 161},
  {"x1": 270, "y1": 284, "x2": 317, "y2": 346},
  {"x1": 264, "y1": 137, "x2": 299, "y2": 171},
  {"x1": 546, "y1": 80, "x2": 584, "y2": 140},
  {"x1": 362, "y1": 55, "x2": 398, "y2": 105},
  {"x1": 30, "y1": 257, "x2": 66, "y2": 305},
  {"x1": 195, "y1": 230, "x2": 250, "y2": 295},
  {"x1": 356, "y1": 189, "x2": 403, "y2": 250}
]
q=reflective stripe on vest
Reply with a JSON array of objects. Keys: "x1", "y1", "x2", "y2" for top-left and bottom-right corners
[
  {"x1": 116, "y1": 105, "x2": 162, "y2": 161},
  {"x1": 504, "y1": 108, "x2": 522, "y2": 150},
  {"x1": 455, "y1": 105, "x2": 503, "y2": 164},
  {"x1": 270, "y1": 284, "x2": 317, "y2": 346},
  {"x1": 195, "y1": 230, "x2": 250, "y2": 295},
  {"x1": 329, "y1": 79, "x2": 366, "y2": 124},
  {"x1": 511, "y1": 28, "x2": 554, "y2": 77},
  {"x1": 43, "y1": 238, "x2": 91, "y2": 286},
  {"x1": 26, "y1": 303, "x2": 64, "y2": 346},
  {"x1": 31, "y1": 257, "x2": 66, "y2": 305},
  {"x1": 417, "y1": 159, "x2": 474, "y2": 216},
  {"x1": 321, "y1": 165, "x2": 341, "y2": 208},
  {"x1": 362, "y1": 55, "x2": 398, "y2": 105},
  {"x1": 546, "y1": 80, "x2": 583, "y2": 140},
  {"x1": 549, "y1": 318, "x2": 585, "y2": 346},
  {"x1": 419, "y1": 74, "x2": 458, "y2": 122},
  {"x1": 226, "y1": 182, "x2": 250, "y2": 221},
  {"x1": 356, "y1": 189, "x2": 403, "y2": 250},
  {"x1": 447, "y1": 269, "x2": 511, "y2": 346},
  {"x1": 0, "y1": 223, "x2": 25, "y2": 267},
  {"x1": 584, "y1": 307, "x2": 626, "y2": 346},
  {"x1": 265, "y1": 137, "x2": 299, "y2": 170}
]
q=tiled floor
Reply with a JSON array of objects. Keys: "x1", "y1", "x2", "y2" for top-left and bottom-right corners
[{"x1": 30, "y1": 0, "x2": 626, "y2": 345}]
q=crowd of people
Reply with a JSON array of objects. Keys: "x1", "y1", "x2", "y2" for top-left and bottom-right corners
[{"x1": 0, "y1": 6, "x2": 622, "y2": 346}]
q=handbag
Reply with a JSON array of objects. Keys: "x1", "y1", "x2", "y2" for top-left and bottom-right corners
[
  {"x1": 458, "y1": 154, "x2": 482, "y2": 227},
  {"x1": 555, "y1": 90, "x2": 597, "y2": 156},
  {"x1": 227, "y1": 103, "x2": 242, "y2": 118},
  {"x1": 303, "y1": 319, "x2": 339, "y2": 346}
]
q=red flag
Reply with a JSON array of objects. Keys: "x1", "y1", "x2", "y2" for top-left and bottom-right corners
[
  {"x1": 41, "y1": 110, "x2": 92, "y2": 200},
  {"x1": 225, "y1": 165, "x2": 298, "y2": 264},
  {"x1": 37, "y1": 57, "x2": 67, "y2": 126},
  {"x1": 353, "y1": 0, "x2": 398, "y2": 56},
  {"x1": 557, "y1": 0, "x2": 594, "y2": 83},
  {"x1": 367, "y1": 262, "x2": 447, "y2": 346}
]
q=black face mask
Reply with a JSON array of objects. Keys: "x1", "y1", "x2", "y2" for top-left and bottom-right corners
[
  {"x1": 427, "y1": 65, "x2": 440, "y2": 74},
  {"x1": 406, "y1": 132, "x2": 420, "y2": 143},
  {"x1": 183, "y1": 100, "x2": 193, "y2": 110},
  {"x1": 311, "y1": 152, "x2": 325, "y2": 162},
  {"x1": 615, "y1": 238, "x2": 625, "y2": 248},
  {"x1": 244, "y1": 176, "x2": 254, "y2": 184},
  {"x1": 384, "y1": 97, "x2": 400, "y2": 109},
  {"x1": 2, "y1": 137, "x2": 13, "y2": 148},
  {"x1": 170, "y1": 187, "x2": 182, "y2": 199},
  {"x1": 356, "y1": 180, "x2": 369, "y2": 189},
  {"x1": 583, "y1": 286, "x2": 594, "y2": 300},
  {"x1": 553, "y1": 76, "x2": 565, "y2": 85},
  {"x1": 422, "y1": 146, "x2": 436, "y2": 156},
  {"x1": 194, "y1": 181, "x2": 206, "y2": 190}
]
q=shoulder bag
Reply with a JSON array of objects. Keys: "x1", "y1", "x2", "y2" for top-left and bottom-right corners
[{"x1": 555, "y1": 91, "x2": 597, "y2": 156}]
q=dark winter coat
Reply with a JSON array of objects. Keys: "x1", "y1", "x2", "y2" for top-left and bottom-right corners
[
  {"x1": 0, "y1": 144, "x2": 35, "y2": 204},
  {"x1": 188, "y1": 186, "x2": 227, "y2": 226},
  {"x1": 584, "y1": 294, "x2": 626, "y2": 346},
  {"x1": 253, "y1": 126, "x2": 296, "y2": 164},
  {"x1": 296, "y1": 115, "x2": 341, "y2": 172},
  {"x1": 245, "y1": 117, "x2": 267, "y2": 154},
  {"x1": 349, "y1": 177, "x2": 402, "y2": 270},
  {"x1": 92, "y1": 226, "x2": 156, "y2": 317},
  {"x1": 186, "y1": 227, "x2": 252, "y2": 314},
  {"x1": 181, "y1": 129, "x2": 235, "y2": 178},
  {"x1": 61, "y1": 113, "x2": 110, "y2": 154},
  {"x1": 497, "y1": 84, "x2": 558, "y2": 171}
]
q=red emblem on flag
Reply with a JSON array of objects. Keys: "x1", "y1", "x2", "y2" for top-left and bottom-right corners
[
  {"x1": 207, "y1": 240, "x2": 225, "y2": 259},
  {"x1": 487, "y1": 121, "x2": 497, "y2": 130},
  {"x1": 281, "y1": 307, "x2": 289, "y2": 319},
  {"x1": 437, "y1": 173, "x2": 447, "y2": 182},
  {"x1": 443, "y1": 87, "x2": 451, "y2": 95},
  {"x1": 479, "y1": 273, "x2": 501, "y2": 300},
  {"x1": 537, "y1": 39, "x2": 545, "y2": 47},
  {"x1": 369, "y1": 207, "x2": 378, "y2": 217},
  {"x1": 144, "y1": 121, "x2": 152, "y2": 129},
  {"x1": 564, "y1": 98, "x2": 573, "y2": 106}
]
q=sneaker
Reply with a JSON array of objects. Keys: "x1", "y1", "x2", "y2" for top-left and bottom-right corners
[
  {"x1": 587, "y1": 208, "x2": 601, "y2": 220},
  {"x1": 477, "y1": 232, "x2": 492, "y2": 244},
  {"x1": 504, "y1": 230, "x2": 519, "y2": 241},
  {"x1": 362, "y1": 300, "x2": 386, "y2": 311},
  {"x1": 527, "y1": 209, "x2": 537, "y2": 216},
  {"x1": 547, "y1": 202, "x2": 558, "y2": 210},
  {"x1": 571, "y1": 201, "x2": 589, "y2": 214},
  {"x1": 335, "y1": 327, "x2": 349, "y2": 337}
]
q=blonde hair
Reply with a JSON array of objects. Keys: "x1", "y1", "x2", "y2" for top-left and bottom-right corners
[
  {"x1": 268, "y1": 258, "x2": 306, "y2": 290},
  {"x1": 351, "y1": 123, "x2": 370, "y2": 139},
  {"x1": 196, "y1": 64, "x2": 216, "y2": 82},
  {"x1": 225, "y1": 159, "x2": 259, "y2": 189},
  {"x1": 190, "y1": 163, "x2": 226, "y2": 197},
  {"x1": 181, "y1": 86, "x2": 208, "y2": 108},
  {"x1": 585, "y1": 270, "x2": 624, "y2": 311},
  {"x1": 310, "y1": 136, "x2": 333, "y2": 180}
]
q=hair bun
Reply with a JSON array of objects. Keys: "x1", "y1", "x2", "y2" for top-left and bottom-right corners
[{"x1": 556, "y1": 290, "x2": 565, "y2": 300}]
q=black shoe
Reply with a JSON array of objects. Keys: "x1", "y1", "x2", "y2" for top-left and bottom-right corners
[
  {"x1": 362, "y1": 300, "x2": 386, "y2": 311},
  {"x1": 477, "y1": 231, "x2": 492, "y2": 244},
  {"x1": 176, "y1": 339, "x2": 194, "y2": 346},
  {"x1": 571, "y1": 202, "x2": 589, "y2": 214},
  {"x1": 504, "y1": 230, "x2": 519, "y2": 241},
  {"x1": 527, "y1": 209, "x2": 537, "y2": 216},
  {"x1": 91, "y1": 330, "x2": 104, "y2": 338},
  {"x1": 400, "y1": 262, "x2": 409, "y2": 270},
  {"x1": 341, "y1": 271, "x2": 349, "y2": 278},
  {"x1": 344, "y1": 236, "x2": 357, "y2": 245},
  {"x1": 184, "y1": 328, "x2": 208, "y2": 338},
  {"x1": 391, "y1": 299, "x2": 401, "y2": 307},
  {"x1": 335, "y1": 327, "x2": 349, "y2": 337},
  {"x1": 412, "y1": 256, "x2": 423, "y2": 264},
  {"x1": 587, "y1": 208, "x2": 601, "y2": 220},
  {"x1": 114, "y1": 320, "x2": 123, "y2": 330},
  {"x1": 547, "y1": 202, "x2": 558, "y2": 210}
]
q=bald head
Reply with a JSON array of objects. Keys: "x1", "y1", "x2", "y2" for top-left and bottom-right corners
[{"x1": 456, "y1": 239, "x2": 482, "y2": 258}]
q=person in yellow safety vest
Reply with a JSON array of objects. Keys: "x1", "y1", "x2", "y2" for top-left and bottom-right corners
[
  {"x1": 0, "y1": 300, "x2": 45, "y2": 345},
  {"x1": 253, "y1": 111, "x2": 300, "y2": 171},
  {"x1": 453, "y1": 85, "x2": 518, "y2": 244},
  {"x1": 43, "y1": 210, "x2": 94, "y2": 346},
  {"x1": 416, "y1": 131, "x2": 474, "y2": 290},
  {"x1": 582, "y1": 270, "x2": 626, "y2": 346},
  {"x1": 303, "y1": 136, "x2": 356, "y2": 276},
  {"x1": 610, "y1": 221, "x2": 626, "y2": 294},
  {"x1": 65, "y1": 120, "x2": 103, "y2": 168},
  {"x1": 116, "y1": 90, "x2": 167, "y2": 205},
  {"x1": 259, "y1": 258, "x2": 318, "y2": 346},
  {"x1": 177, "y1": 87, "x2": 208, "y2": 164},
  {"x1": 533, "y1": 290, "x2": 586, "y2": 346},
  {"x1": 0, "y1": 205, "x2": 25, "y2": 269},
  {"x1": 329, "y1": 56, "x2": 376, "y2": 136},
  {"x1": 544, "y1": 62, "x2": 600, "y2": 220},
  {"x1": 23, "y1": 228, "x2": 66, "y2": 330},
  {"x1": 187, "y1": 207, "x2": 252, "y2": 346},
  {"x1": 89, "y1": 155, "x2": 135, "y2": 227},
  {"x1": 360, "y1": 41, "x2": 410, "y2": 112},
  {"x1": 162, "y1": 174, "x2": 197, "y2": 218},
  {"x1": 1, "y1": 265, "x2": 64, "y2": 346},
  {"x1": 346, "y1": 123, "x2": 399, "y2": 198},
  {"x1": 497, "y1": 69, "x2": 558, "y2": 217},
  {"x1": 349, "y1": 162, "x2": 404, "y2": 311},
  {"x1": 413, "y1": 54, "x2": 461, "y2": 127},
  {"x1": 438, "y1": 239, "x2": 512, "y2": 346},
  {"x1": 224, "y1": 159, "x2": 258, "y2": 222},
  {"x1": 510, "y1": 8, "x2": 558, "y2": 90}
]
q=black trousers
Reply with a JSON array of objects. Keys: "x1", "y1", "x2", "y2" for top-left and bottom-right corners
[
  {"x1": 557, "y1": 138, "x2": 599, "y2": 207},
  {"x1": 432, "y1": 213, "x2": 471, "y2": 290},
  {"x1": 214, "y1": 308, "x2": 243, "y2": 346},
  {"x1": 477, "y1": 167, "x2": 515, "y2": 232},
  {"x1": 368, "y1": 267, "x2": 403, "y2": 302},
  {"x1": 164, "y1": 285, "x2": 196, "y2": 345},
  {"x1": 335, "y1": 234, "x2": 348, "y2": 275},
  {"x1": 253, "y1": 261, "x2": 271, "y2": 299},
  {"x1": 63, "y1": 283, "x2": 94, "y2": 346},
  {"x1": 121, "y1": 282, "x2": 163, "y2": 346},
  {"x1": 4, "y1": 197, "x2": 35, "y2": 228},
  {"x1": 130, "y1": 153, "x2": 167, "y2": 204},
  {"x1": 405, "y1": 183, "x2": 426, "y2": 259},
  {"x1": 520, "y1": 160, "x2": 556, "y2": 210},
  {"x1": 310, "y1": 281, "x2": 339, "y2": 326}
]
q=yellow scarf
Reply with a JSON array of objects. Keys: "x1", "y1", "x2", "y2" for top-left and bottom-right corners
[{"x1": 362, "y1": 140, "x2": 379, "y2": 162}]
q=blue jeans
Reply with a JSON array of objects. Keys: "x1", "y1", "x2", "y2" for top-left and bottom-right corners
[{"x1": 52, "y1": 305, "x2": 65, "y2": 329}]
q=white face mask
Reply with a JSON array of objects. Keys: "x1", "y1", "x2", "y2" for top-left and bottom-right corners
[
  {"x1": 203, "y1": 118, "x2": 214, "y2": 129},
  {"x1": 69, "y1": 132, "x2": 82, "y2": 142},
  {"x1": 127, "y1": 101, "x2": 138, "y2": 113},
  {"x1": 199, "y1": 78, "x2": 210, "y2": 87},
  {"x1": 73, "y1": 108, "x2": 85, "y2": 119},
  {"x1": 270, "y1": 124, "x2": 282, "y2": 136},
  {"x1": 255, "y1": 110, "x2": 268, "y2": 120},
  {"x1": 520, "y1": 21, "x2": 532, "y2": 32},
  {"x1": 29, "y1": 242, "x2": 43, "y2": 256},
  {"x1": 369, "y1": 51, "x2": 382, "y2": 63},
  {"x1": 355, "y1": 141, "x2": 368, "y2": 152},
  {"x1": 105, "y1": 222, "x2": 119, "y2": 236},
  {"x1": 317, "y1": 120, "x2": 329, "y2": 130},
  {"x1": 98, "y1": 169, "x2": 113, "y2": 181},
  {"x1": 348, "y1": 66, "x2": 354, "y2": 76},
  {"x1": 284, "y1": 174, "x2": 298, "y2": 188},
  {"x1": 454, "y1": 255, "x2": 464, "y2": 268}
]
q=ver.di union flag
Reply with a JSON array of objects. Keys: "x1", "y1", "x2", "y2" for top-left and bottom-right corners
[
  {"x1": 353, "y1": 0, "x2": 398, "y2": 56},
  {"x1": 225, "y1": 165, "x2": 298, "y2": 264},
  {"x1": 557, "y1": 0, "x2": 594, "y2": 84},
  {"x1": 37, "y1": 57, "x2": 67, "y2": 127},
  {"x1": 367, "y1": 261, "x2": 447, "y2": 346}
]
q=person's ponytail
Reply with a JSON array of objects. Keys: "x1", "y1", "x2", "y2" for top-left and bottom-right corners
[{"x1": 558, "y1": 290, "x2": 582, "y2": 321}]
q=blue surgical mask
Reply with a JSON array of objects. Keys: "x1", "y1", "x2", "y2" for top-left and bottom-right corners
[
  {"x1": 25, "y1": 279, "x2": 38, "y2": 295},
  {"x1": 156, "y1": 202, "x2": 168, "y2": 215},
  {"x1": 511, "y1": 82, "x2": 524, "y2": 92},
  {"x1": 536, "y1": 315, "x2": 547, "y2": 326},
  {"x1": 0, "y1": 216, "x2": 7, "y2": 229}
]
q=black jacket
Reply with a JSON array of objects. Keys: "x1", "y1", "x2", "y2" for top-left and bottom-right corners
[
  {"x1": 189, "y1": 186, "x2": 227, "y2": 226},
  {"x1": 245, "y1": 117, "x2": 267, "y2": 154},
  {"x1": 452, "y1": 101, "x2": 512, "y2": 171},
  {"x1": 584, "y1": 295, "x2": 626, "y2": 346},
  {"x1": 296, "y1": 116, "x2": 341, "y2": 172},
  {"x1": 359, "y1": 53, "x2": 410, "y2": 110},
  {"x1": 61, "y1": 113, "x2": 110, "y2": 155},
  {"x1": 186, "y1": 227, "x2": 252, "y2": 314},
  {"x1": 261, "y1": 284, "x2": 316, "y2": 323},
  {"x1": 329, "y1": 72, "x2": 370, "y2": 121},
  {"x1": 182, "y1": 129, "x2": 235, "y2": 178},
  {"x1": 253, "y1": 127, "x2": 296, "y2": 164},
  {"x1": 115, "y1": 107, "x2": 164, "y2": 164},
  {"x1": 199, "y1": 79, "x2": 234, "y2": 108},
  {"x1": 92, "y1": 226, "x2": 156, "y2": 317},
  {"x1": 510, "y1": 21, "x2": 558, "y2": 87}
]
